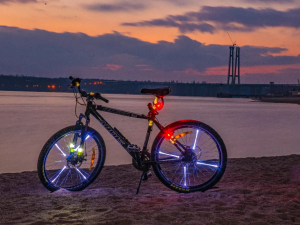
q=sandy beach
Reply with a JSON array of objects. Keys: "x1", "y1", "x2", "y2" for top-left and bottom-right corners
[{"x1": 1, "y1": 155, "x2": 300, "y2": 225}]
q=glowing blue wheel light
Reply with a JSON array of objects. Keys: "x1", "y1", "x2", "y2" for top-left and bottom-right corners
[
  {"x1": 196, "y1": 161, "x2": 218, "y2": 168},
  {"x1": 159, "y1": 151, "x2": 180, "y2": 158},
  {"x1": 55, "y1": 144, "x2": 66, "y2": 157},
  {"x1": 76, "y1": 167, "x2": 87, "y2": 180},
  {"x1": 52, "y1": 166, "x2": 67, "y2": 183},
  {"x1": 192, "y1": 129, "x2": 199, "y2": 150}
]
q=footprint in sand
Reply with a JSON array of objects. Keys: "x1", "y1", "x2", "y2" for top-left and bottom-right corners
[{"x1": 94, "y1": 207, "x2": 112, "y2": 215}]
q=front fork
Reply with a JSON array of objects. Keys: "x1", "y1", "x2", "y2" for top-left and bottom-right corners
[{"x1": 68, "y1": 113, "x2": 90, "y2": 157}]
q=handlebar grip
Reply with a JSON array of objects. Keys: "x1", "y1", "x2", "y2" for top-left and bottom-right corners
[
  {"x1": 101, "y1": 97, "x2": 109, "y2": 103},
  {"x1": 95, "y1": 93, "x2": 109, "y2": 103}
]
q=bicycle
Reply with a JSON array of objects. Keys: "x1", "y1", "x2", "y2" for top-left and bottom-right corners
[{"x1": 37, "y1": 77, "x2": 227, "y2": 194}]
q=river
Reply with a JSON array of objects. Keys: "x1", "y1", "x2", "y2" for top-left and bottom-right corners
[{"x1": 0, "y1": 91, "x2": 299, "y2": 173}]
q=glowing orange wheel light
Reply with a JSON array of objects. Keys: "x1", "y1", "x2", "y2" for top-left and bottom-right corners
[
  {"x1": 165, "y1": 131, "x2": 193, "y2": 144},
  {"x1": 89, "y1": 148, "x2": 95, "y2": 171}
]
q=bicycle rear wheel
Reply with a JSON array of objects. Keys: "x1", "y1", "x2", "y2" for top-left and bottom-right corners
[
  {"x1": 37, "y1": 125, "x2": 106, "y2": 192},
  {"x1": 151, "y1": 120, "x2": 227, "y2": 193}
]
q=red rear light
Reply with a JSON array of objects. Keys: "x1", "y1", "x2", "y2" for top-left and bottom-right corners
[
  {"x1": 154, "y1": 102, "x2": 164, "y2": 110},
  {"x1": 165, "y1": 132, "x2": 173, "y2": 139}
]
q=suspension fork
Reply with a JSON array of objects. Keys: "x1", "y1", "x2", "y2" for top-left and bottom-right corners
[{"x1": 71, "y1": 113, "x2": 90, "y2": 153}]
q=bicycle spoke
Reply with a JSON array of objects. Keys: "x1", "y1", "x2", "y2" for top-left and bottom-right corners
[
  {"x1": 59, "y1": 168, "x2": 71, "y2": 186},
  {"x1": 201, "y1": 146, "x2": 218, "y2": 154},
  {"x1": 183, "y1": 166, "x2": 187, "y2": 186},
  {"x1": 46, "y1": 160, "x2": 66, "y2": 170}
]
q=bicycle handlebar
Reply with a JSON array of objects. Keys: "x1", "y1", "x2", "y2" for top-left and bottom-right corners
[{"x1": 69, "y1": 76, "x2": 109, "y2": 103}]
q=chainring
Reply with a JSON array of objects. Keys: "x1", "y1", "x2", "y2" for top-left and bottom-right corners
[{"x1": 132, "y1": 152, "x2": 151, "y2": 171}]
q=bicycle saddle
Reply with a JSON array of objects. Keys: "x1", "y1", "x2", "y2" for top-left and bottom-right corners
[{"x1": 140, "y1": 87, "x2": 171, "y2": 97}]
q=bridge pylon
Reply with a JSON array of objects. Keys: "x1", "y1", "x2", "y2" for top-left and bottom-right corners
[{"x1": 227, "y1": 45, "x2": 240, "y2": 85}]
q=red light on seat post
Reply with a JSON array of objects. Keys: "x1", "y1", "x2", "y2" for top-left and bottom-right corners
[
  {"x1": 153, "y1": 97, "x2": 164, "y2": 111},
  {"x1": 155, "y1": 103, "x2": 163, "y2": 110}
]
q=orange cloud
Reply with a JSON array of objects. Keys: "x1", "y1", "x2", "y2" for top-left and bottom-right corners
[{"x1": 102, "y1": 64, "x2": 123, "y2": 70}]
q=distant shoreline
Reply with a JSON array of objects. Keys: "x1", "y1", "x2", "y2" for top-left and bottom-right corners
[
  {"x1": 1, "y1": 75, "x2": 300, "y2": 98},
  {"x1": 252, "y1": 96, "x2": 300, "y2": 104}
]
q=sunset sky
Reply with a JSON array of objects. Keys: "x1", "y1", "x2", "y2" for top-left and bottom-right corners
[{"x1": 1, "y1": 0, "x2": 300, "y2": 83}]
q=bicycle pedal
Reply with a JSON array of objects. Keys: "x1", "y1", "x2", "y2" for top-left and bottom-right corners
[
  {"x1": 142, "y1": 171, "x2": 152, "y2": 181},
  {"x1": 127, "y1": 144, "x2": 140, "y2": 153}
]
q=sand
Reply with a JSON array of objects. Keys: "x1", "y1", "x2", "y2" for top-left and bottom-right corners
[{"x1": 1, "y1": 155, "x2": 300, "y2": 225}]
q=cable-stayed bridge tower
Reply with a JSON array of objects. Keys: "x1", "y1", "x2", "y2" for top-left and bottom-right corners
[{"x1": 227, "y1": 45, "x2": 240, "y2": 85}]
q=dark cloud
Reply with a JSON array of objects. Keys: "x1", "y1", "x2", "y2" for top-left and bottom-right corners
[
  {"x1": 123, "y1": 19, "x2": 215, "y2": 33},
  {"x1": 122, "y1": 19, "x2": 215, "y2": 34},
  {"x1": 177, "y1": 23, "x2": 215, "y2": 33},
  {"x1": 192, "y1": 6, "x2": 300, "y2": 28},
  {"x1": 0, "y1": 26, "x2": 299, "y2": 83},
  {"x1": 158, "y1": 0, "x2": 195, "y2": 6},
  {"x1": 123, "y1": 18, "x2": 179, "y2": 27},
  {"x1": 84, "y1": 2, "x2": 146, "y2": 12},
  {"x1": 0, "y1": 0, "x2": 37, "y2": 4},
  {"x1": 84, "y1": 0, "x2": 194, "y2": 13},
  {"x1": 122, "y1": 6, "x2": 300, "y2": 33}
]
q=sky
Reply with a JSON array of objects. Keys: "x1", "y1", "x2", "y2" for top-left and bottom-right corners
[{"x1": 1, "y1": 0, "x2": 300, "y2": 83}]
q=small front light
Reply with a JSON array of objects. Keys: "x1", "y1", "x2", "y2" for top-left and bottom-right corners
[{"x1": 70, "y1": 143, "x2": 75, "y2": 148}]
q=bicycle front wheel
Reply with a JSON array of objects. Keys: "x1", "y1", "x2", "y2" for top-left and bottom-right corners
[
  {"x1": 37, "y1": 125, "x2": 106, "y2": 192},
  {"x1": 151, "y1": 120, "x2": 227, "y2": 193}
]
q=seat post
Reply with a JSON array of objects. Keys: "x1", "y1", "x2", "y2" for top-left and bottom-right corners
[
  {"x1": 147, "y1": 96, "x2": 159, "y2": 126},
  {"x1": 154, "y1": 96, "x2": 158, "y2": 104}
]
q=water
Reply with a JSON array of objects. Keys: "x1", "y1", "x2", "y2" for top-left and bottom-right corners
[{"x1": 0, "y1": 91, "x2": 299, "y2": 174}]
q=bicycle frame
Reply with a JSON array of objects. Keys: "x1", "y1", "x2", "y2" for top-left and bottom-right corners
[{"x1": 76, "y1": 100, "x2": 166, "y2": 163}]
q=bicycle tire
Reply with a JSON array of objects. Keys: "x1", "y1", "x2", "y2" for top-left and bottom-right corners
[
  {"x1": 151, "y1": 120, "x2": 227, "y2": 193},
  {"x1": 37, "y1": 125, "x2": 106, "y2": 192}
]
